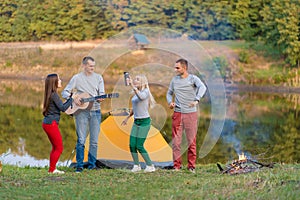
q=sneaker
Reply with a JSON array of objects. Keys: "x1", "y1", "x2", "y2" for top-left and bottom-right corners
[
  {"x1": 88, "y1": 165, "x2": 100, "y2": 170},
  {"x1": 75, "y1": 167, "x2": 83, "y2": 173},
  {"x1": 131, "y1": 165, "x2": 141, "y2": 172},
  {"x1": 88, "y1": 166, "x2": 100, "y2": 170},
  {"x1": 144, "y1": 165, "x2": 156, "y2": 173},
  {"x1": 172, "y1": 167, "x2": 181, "y2": 172},
  {"x1": 49, "y1": 169, "x2": 65, "y2": 174},
  {"x1": 188, "y1": 168, "x2": 196, "y2": 174}
]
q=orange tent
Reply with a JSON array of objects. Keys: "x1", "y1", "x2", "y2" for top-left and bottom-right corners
[{"x1": 70, "y1": 115, "x2": 173, "y2": 169}]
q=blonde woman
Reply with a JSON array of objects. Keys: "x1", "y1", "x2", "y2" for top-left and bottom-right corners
[{"x1": 121, "y1": 74, "x2": 156, "y2": 172}]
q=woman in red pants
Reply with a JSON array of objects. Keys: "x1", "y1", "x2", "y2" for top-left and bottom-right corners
[{"x1": 42, "y1": 74, "x2": 73, "y2": 174}]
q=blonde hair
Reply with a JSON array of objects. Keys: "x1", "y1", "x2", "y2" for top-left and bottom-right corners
[{"x1": 134, "y1": 74, "x2": 156, "y2": 109}]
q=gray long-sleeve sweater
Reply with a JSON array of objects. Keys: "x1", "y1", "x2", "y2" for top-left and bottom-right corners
[
  {"x1": 61, "y1": 72, "x2": 105, "y2": 111},
  {"x1": 166, "y1": 74, "x2": 206, "y2": 113},
  {"x1": 132, "y1": 88, "x2": 150, "y2": 119}
]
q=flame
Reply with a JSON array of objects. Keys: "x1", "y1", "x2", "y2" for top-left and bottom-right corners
[{"x1": 238, "y1": 152, "x2": 247, "y2": 161}]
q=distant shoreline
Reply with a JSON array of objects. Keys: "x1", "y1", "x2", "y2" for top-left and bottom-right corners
[
  {"x1": 1, "y1": 41, "x2": 297, "y2": 94},
  {"x1": 0, "y1": 40, "x2": 101, "y2": 50},
  {"x1": 1, "y1": 74, "x2": 299, "y2": 94},
  {"x1": 225, "y1": 83, "x2": 300, "y2": 94}
]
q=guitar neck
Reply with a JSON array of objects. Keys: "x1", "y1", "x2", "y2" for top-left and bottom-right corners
[{"x1": 81, "y1": 94, "x2": 117, "y2": 103}]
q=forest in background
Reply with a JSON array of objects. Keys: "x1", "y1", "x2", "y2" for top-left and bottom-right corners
[{"x1": 0, "y1": 0, "x2": 299, "y2": 67}]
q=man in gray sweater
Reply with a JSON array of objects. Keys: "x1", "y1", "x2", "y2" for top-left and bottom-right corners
[
  {"x1": 166, "y1": 58, "x2": 206, "y2": 173},
  {"x1": 62, "y1": 56, "x2": 105, "y2": 172}
]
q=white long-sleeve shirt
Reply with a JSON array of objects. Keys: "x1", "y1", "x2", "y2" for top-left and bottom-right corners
[{"x1": 132, "y1": 88, "x2": 150, "y2": 119}]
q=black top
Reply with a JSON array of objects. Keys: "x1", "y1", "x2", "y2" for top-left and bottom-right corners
[{"x1": 43, "y1": 92, "x2": 73, "y2": 124}]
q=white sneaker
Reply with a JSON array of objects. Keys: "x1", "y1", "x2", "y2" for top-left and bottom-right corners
[
  {"x1": 49, "y1": 169, "x2": 65, "y2": 174},
  {"x1": 188, "y1": 168, "x2": 196, "y2": 174},
  {"x1": 144, "y1": 165, "x2": 156, "y2": 172},
  {"x1": 131, "y1": 165, "x2": 141, "y2": 172}
]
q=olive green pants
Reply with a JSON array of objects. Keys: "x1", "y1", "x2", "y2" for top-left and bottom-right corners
[{"x1": 129, "y1": 117, "x2": 152, "y2": 166}]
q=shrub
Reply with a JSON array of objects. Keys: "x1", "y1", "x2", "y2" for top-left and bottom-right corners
[
  {"x1": 239, "y1": 50, "x2": 250, "y2": 63},
  {"x1": 212, "y1": 56, "x2": 229, "y2": 79}
]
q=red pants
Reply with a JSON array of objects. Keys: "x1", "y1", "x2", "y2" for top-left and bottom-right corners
[
  {"x1": 42, "y1": 121, "x2": 63, "y2": 172},
  {"x1": 172, "y1": 112, "x2": 198, "y2": 169}
]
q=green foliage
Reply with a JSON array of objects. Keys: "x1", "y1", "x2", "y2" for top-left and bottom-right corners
[
  {"x1": 229, "y1": 0, "x2": 266, "y2": 41},
  {"x1": 0, "y1": 0, "x2": 239, "y2": 41},
  {"x1": 249, "y1": 41, "x2": 283, "y2": 60},
  {"x1": 0, "y1": 0, "x2": 113, "y2": 41},
  {"x1": 259, "y1": 0, "x2": 300, "y2": 67},
  {"x1": 0, "y1": 0, "x2": 298, "y2": 67},
  {"x1": 239, "y1": 50, "x2": 250, "y2": 63},
  {"x1": 229, "y1": 0, "x2": 300, "y2": 67},
  {"x1": 0, "y1": 0, "x2": 17, "y2": 42},
  {"x1": 123, "y1": 0, "x2": 166, "y2": 27},
  {"x1": 83, "y1": 0, "x2": 114, "y2": 39},
  {"x1": 212, "y1": 56, "x2": 229, "y2": 79},
  {"x1": 273, "y1": 73, "x2": 287, "y2": 84},
  {"x1": 4, "y1": 61, "x2": 13, "y2": 68}
]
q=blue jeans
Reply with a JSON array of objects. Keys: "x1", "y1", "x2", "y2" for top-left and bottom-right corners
[{"x1": 75, "y1": 110, "x2": 101, "y2": 169}]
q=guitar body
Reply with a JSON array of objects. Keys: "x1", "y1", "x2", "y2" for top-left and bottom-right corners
[
  {"x1": 65, "y1": 93, "x2": 93, "y2": 115},
  {"x1": 65, "y1": 92, "x2": 119, "y2": 115}
]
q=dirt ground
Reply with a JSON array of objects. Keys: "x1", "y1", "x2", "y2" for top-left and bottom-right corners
[{"x1": 0, "y1": 40, "x2": 101, "y2": 50}]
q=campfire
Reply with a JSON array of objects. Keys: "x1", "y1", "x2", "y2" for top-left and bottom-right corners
[{"x1": 217, "y1": 152, "x2": 274, "y2": 175}]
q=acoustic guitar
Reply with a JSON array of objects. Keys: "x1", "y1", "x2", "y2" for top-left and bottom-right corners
[{"x1": 65, "y1": 92, "x2": 119, "y2": 115}]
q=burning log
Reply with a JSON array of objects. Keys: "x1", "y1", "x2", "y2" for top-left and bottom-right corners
[{"x1": 217, "y1": 153, "x2": 275, "y2": 175}]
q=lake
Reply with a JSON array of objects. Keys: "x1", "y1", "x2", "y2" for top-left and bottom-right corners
[{"x1": 0, "y1": 77, "x2": 299, "y2": 168}]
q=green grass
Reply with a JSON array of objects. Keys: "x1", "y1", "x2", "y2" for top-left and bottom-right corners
[
  {"x1": 212, "y1": 40, "x2": 249, "y2": 50},
  {"x1": 1, "y1": 164, "x2": 299, "y2": 199}
]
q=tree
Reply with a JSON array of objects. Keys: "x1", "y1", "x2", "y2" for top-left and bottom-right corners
[
  {"x1": 121, "y1": 0, "x2": 168, "y2": 28},
  {"x1": 260, "y1": 0, "x2": 300, "y2": 67},
  {"x1": 54, "y1": 0, "x2": 86, "y2": 41},
  {"x1": 229, "y1": 0, "x2": 268, "y2": 41},
  {"x1": 0, "y1": 0, "x2": 18, "y2": 42},
  {"x1": 29, "y1": 1, "x2": 57, "y2": 40},
  {"x1": 103, "y1": 0, "x2": 129, "y2": 32},
  {"x1": 199, "y1": 0, "x2": 236, "y2": 40},
  {"x1": 229, "y1": 0, "x2": 300, "y2": 67},
  {"x1": 86, "y1": 0, "x2": 115, "y2": 39}
]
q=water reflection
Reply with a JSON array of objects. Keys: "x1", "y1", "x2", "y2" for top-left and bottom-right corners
[
  {"x1": 0, "y1": 79, "x2": 299, "y2": 167},
  {"x1": 1, "y1": 149, "x2": 69, "y2": 168},
  {"x1": 200, "y1": 90, "x2": 300, "y2": 164}
]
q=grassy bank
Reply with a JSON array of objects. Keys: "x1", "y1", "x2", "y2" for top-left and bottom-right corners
[
  {"x1": 1, "y1": 164, "x2": 299, "y2": 199},
  {"x1": 1, "y1": 40, "x2": 297, "y2": 87}
]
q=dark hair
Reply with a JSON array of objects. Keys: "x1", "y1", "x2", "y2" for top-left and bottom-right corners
[
  {"x1": 82, "y1": 56, "x2": 95, "y2": 64},
  {"x1": 176, "y1": 58, "x2": 188, "y2": 69},
  {"x1": 42, "y1": 74, "x2": 58, "y2": 116}
]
